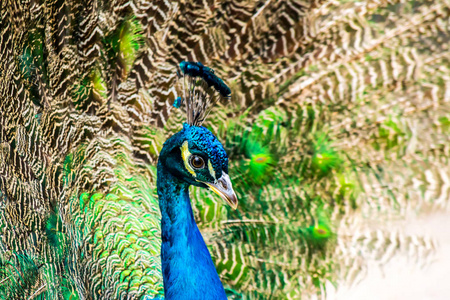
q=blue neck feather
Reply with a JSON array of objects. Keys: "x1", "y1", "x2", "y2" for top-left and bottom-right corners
[{"x1": 157, "y1": 160, "x2": 227, "y2": 300}]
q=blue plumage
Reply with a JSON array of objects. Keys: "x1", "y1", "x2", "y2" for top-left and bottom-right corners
[
  {"x1": 173, "y1": 96, "x2": 182, "y2": 108},
  {"x1": 179, "y1": 61, "x2": 203, "y2": 77},
  {"x1": 179, "y1": 61, "x2": 231, "y2": 98},
  {"x1": 202, "y1": 71, "x2": 231, "y2": 98},
  {"x1": 157, "y1": 123, "x2": 237, "y2": 299},
  {"x1": 157, "y1": 63, "x2": 236, "y2": 298}
]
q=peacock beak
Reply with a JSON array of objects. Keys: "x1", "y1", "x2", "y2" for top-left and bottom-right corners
[{"x1": 204, "y1": 172, "x2": 238, "y2": 210}]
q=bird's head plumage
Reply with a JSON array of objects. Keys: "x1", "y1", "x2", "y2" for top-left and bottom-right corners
[
  {"x1": 175, "y1": 61, "x2": 231, "y2": 126},
  {"x1": 158, "y1": 62, "x2": 237, "y2": 209}
]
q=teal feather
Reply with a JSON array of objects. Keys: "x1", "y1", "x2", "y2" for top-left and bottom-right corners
[{"x1": 157, "y1": 123, "x2": 232, "y2": 299}]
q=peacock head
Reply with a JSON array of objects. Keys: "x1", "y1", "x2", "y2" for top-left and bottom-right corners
[{"x1": 159, "y1": 123, "x2": 238, "y2": 209}]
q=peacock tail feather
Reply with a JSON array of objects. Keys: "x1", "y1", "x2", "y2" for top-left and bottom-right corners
[{"x1": 1, "y1": 0, "x2": 449, "y2": 299}]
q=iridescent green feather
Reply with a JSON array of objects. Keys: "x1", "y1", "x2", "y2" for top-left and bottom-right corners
[{"x1": 0, "y1": 1, "x2": 447, "y2": 299}]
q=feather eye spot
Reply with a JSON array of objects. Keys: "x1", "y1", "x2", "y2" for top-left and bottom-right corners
[{"x1": 255, "y1": 156, "x2": 268, "y2": 163}]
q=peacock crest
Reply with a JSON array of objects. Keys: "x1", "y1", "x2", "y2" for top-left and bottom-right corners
[{"x1": 173, "y1": 61, "x2": 231, "y2": 126}]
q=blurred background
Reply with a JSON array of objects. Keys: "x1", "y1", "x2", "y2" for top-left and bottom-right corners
[{"x1": 0, "y1": 0, "x2": 449, "y2": 299}]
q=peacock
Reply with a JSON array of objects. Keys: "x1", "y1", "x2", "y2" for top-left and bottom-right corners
[
  {"x1": 1, "y1": 0, "x2": 449, "y2": 299},
  {"x1": 157, "y1": 61, "x2": 237, "y2": 299}
]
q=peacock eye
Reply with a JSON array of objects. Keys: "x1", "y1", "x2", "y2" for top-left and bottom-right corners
[{"x1": 189, "y1": 155, "x2": 205, "y2": 169}]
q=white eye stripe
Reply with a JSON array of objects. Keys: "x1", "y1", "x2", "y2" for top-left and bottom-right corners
[
  {"x1": 181, "y1": 141, "x2": 196, "y2": 177},
  {"x1": 180, "y1": 141, "x2": 217, "y2": 180},
  {"x1": 208, "y1": 159, "x2": 216, "y2": 181}
]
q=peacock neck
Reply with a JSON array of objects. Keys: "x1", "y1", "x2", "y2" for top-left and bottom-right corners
[{"x1": 156, "y1": 161, "x2": 227, "y2": 300}]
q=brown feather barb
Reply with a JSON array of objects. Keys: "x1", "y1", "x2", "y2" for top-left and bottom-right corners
[{"x1": 0, "y1": 0, "x2": 449, "y2": 299}]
